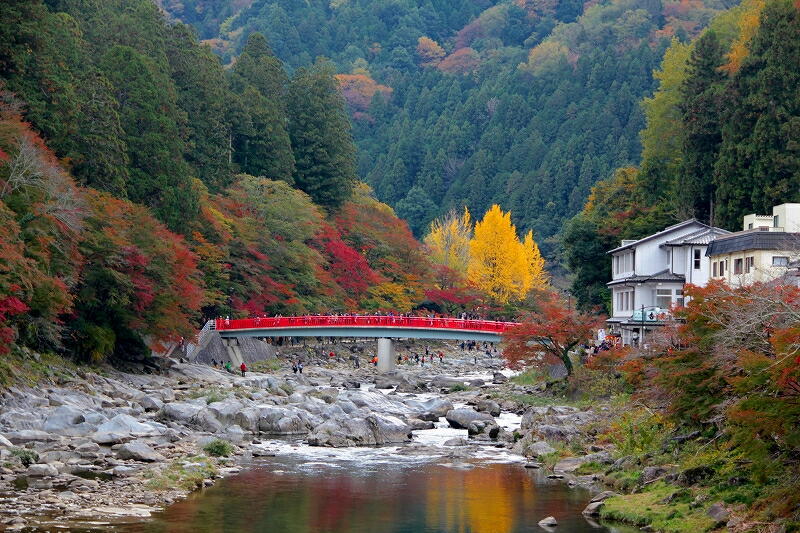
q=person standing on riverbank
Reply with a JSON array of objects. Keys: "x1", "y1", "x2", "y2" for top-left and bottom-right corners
[{"x1": 240, "y1": 362, "x2": 247, "y2": 377}]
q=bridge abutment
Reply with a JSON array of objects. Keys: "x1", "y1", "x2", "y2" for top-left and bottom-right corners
[{"x1": 377, "y1": 338, "x2": 396, "y2": 373}]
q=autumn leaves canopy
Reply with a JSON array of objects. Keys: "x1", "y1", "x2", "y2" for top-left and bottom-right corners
[{"x1": 424, "y1": 205, "x2": 548, "y2": 305}]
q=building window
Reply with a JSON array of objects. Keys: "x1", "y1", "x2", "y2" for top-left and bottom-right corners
[
  {"x1": 675, "y1": 289, "x2": 684, "y2": 307},
  {"x1": 712, "y1": 262, "x2": 717, "y2": 277},
  {"x1": 693, "y1": 249, "x2": 701, "y2": 269},
  {"x1": 719, "y1": 260, "x2": 726, "y2": 276},
  {"x1": 748, "y1": 223, "x2": 753, "y2": 229},
  {"x1": 734, "y1": 258, "x2": 743, "y2": 275},
  {"x1": 745, "y1": 256, "x2": 754, "y2": 273},
  {"x1": 773, "y1": 256, "x2": 789, "y2": 267},
  {"x1": 774, "y1": 215, "x2": 780, "y2": 228},
  {"x1": 656, "y1": 289, "x2": 672, "y2": 309}
]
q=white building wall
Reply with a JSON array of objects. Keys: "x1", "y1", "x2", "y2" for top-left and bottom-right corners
[{"x1": 773, "y1": 204, "x2": 800, "y2": 232}]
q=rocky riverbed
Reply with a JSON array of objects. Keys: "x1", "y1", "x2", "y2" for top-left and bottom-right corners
[{"x1": 0, "y1": 344, "x2": 617, "y2": 530}]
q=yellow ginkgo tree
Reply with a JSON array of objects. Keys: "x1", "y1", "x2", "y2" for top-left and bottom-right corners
[
  {"x1": 467, "y1": 204, "x2": 547, "y2": 303},
  {"x1": 424, "y1": 207, "x2": 472, "y2": 275}
]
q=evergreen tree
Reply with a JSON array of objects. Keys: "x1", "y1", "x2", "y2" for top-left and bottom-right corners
[
  {"x1": 715, "y1": 0, "x2": 800, "y2": 228},
  {"x1": 287, "y1": 60, "x2": 357, "y2": 210},
  {"x1": 166, "y1": 24, "x2": 233, "y2": 192},
  {"x1": 678, "y1": 31, "x2": 726, "y2": 223},
  {"x1": 99, "y1": 45, "x2": 197, "y2": 232},
  {"x1": 229, "y1": 33, "x2": 295, "y2": 184}
]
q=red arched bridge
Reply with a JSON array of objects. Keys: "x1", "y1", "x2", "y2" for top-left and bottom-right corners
[{"x1": 213, "y1": 315, "x2": 518, "y2": 372}]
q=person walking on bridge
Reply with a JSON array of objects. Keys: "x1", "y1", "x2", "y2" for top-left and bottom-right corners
[{"x1": 240, "y1": 362, "x2": 247, "y2": 377}]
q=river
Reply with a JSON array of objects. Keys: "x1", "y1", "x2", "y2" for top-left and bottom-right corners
[{"x1": 113, "y1": 439, "x2": 638, "y2": 533}]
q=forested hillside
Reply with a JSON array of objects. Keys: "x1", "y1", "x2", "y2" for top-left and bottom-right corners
[
  {"x1": 162, "y1": 0, "x2": 736, "y2": 251},
  {"x1": 0, "y1": 0, "x2": 440, "y2": 364},
  {"x1": 563, "y1": 0, "x2": 800, "y2": 311}
]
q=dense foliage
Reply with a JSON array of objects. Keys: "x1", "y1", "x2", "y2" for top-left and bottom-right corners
[
  {"x1": 165, "y1": 0, "x2": 735, "y2": 255},
  {"x1": 0, "y1": 0, "x2": 445, "y2": 363},
  {"x1": 562, "y1": 0, "x2": 800, "y2": 311}
]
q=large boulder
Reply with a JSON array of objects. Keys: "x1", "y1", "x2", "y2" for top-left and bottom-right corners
[
  {"x1": 492, "y1": 372, "x2": 509, "y2": 384},
  {"x1": 208, "y1": 398, "x2": 245, "y2": 427},
  {"x1": 307, "y1": 414, "x2": 411, "y2": 447},
  {"x1": 116, "y1": 440, "x2": 165, "y2": 462},
  {"x1": 26, "y1": 463, "x2": 59, "y2": 477},
  {"x1": 43, "y1": 406, "x2": 97, "y2": 437},
  {"x1": 5, "y1": 430, "x2": 58, "y2": 444},
  {"x1": 161, "y1": 402, "x2": 204, "y2": 423},
  {"x1": 476, "y1": 399, "x2": 501, "y2": 417},
  {"x1": 91, "y1": 414, "x2": 162, "y2": 444},
  {"x1": 445, "y1": 408, "x2": 494, "y2": 430},
  {"x1": 431, "y1": 376, "x2": 466, "y2": 388}
]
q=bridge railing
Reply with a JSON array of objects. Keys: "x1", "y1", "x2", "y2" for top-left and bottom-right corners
[{"x1": 214, "y1": 315, "x2": 518, "y2": 334}]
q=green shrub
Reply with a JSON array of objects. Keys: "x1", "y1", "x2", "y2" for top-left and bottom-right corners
[
  {"x1": 11, "y1": 448, "x2": 39, "y2": 467},
  {"x1": 448, "y1": 383, "x2": 469, "y2": 392},
  {"x1": 202, "y1": 439, "x2": 234, "y2": 457},
  {"x1": 609, "y1": 409, "x2": 672, "y2": 458}
]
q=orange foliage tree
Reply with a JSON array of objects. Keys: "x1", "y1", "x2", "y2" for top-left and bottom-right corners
[{"x1": 503, "y1": 294, "x2": 603, "y2": 375}]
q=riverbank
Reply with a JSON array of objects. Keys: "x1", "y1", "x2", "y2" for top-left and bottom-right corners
[
  {"x1": 0, "y1": 342, "x2": 593, "y2": 530},
  {"x1": 0, "y1": 342, "x2": 766, "y2": 532}
]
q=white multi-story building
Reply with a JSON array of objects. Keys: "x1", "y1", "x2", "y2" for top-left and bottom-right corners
[
  {"x1": 707, "y1": 203, "x2": 800, "y2": 286},
  {"x1": 606, "y1": 219, "x2": 730, "y2": 346}
]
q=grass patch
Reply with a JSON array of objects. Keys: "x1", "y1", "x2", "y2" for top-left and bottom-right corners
[
  {"x1": 573, "y1": 461, "x2": 605, "y2": 475},
  {"x1": 448, "y1": 383, "x2": 469, "y2": 392},
  {"x1": 601, "y1": 482, "x2": 717, "y2": 533},
  {"x1": 144, "y1": 456, "x2": 217, "y2": 491},
  {"x1": 250, "y1": 359, "x2": 283, "y2": 373},
  {"x1": 10, "y1": 448, "x2": 39, "y2": 467},
  {"x1": 510, "y1": 368, "x2": 545, "y2": 386},
  {"x1": 202, "y1": 439, "x2": 233, "y2": 457},
  {"x1": 187, "y1": 387, "x2": 229, "y2": 404},
  {"x1": 0, "y1": 347, "x2": 81, "y2": 389}
]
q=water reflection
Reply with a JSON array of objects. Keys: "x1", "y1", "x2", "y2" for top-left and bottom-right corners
[{"x1": 124, "y1": 459, "x2": 635, "y2": 533}]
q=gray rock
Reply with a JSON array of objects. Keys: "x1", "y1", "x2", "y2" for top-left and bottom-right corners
[
  {"x1": 26, "y1": 463, "x2": 59, "y2": 477},
  {"x1": 419, "y1": 398, "x2": 454, "y2": 418},
  {"x1": 92, "y1": 414, "x2": 161, "y2": 444},
  {"x1": 4, "y1": 430, "x2": 57, "y2": 444},
  {"x1": 707, "y1": 502, "x2": 729, "y2": 524},
  {"x1": 443, "y1": 437, "x2": 468, "y2": 446},
  {"x1": 409, "y1": 419, "x2": 436, "y2": 430},
  {"x1": 43, "y1": 405, "x2": 87, "y2": 434},
  {"x1": 161, "y1": 402, "x2": 204, "y2": 423},
  {"x1": 307, "y1": 414, "x2": 411, "y2": 447},
  {"x1": 430, "y1": 376, "x2": 466, "y2": 388},
  {"x1": 476, "y1": 399, "x2": 501, "y2": 417},
  {"x1": 0, "y1": 434, "x2": 13, "y2": 448},
  {"x1": 590, "y1": 491, "x2": 618, "y2": 503},
  {"x1": 492, "y1": 372, "x2": 509, "y2": 384},
  {"x1": 112, "y1": 465, "x2": 138, "y2": 477},
  {"x1": 445, "y1": 408, "x2": 494, "y2": 430},
  {"x1": 582, "y1": 501, "x2": 604, "y2": 516},
  {"x1": 116, "y1": 441, "x2": 165, "y2": 462},
  {"x1": 208, "y1": 398, "x2": 244, "y2": 427},
  {"x1": 528, "y1": 440, "x2": 556, "y2": 457},
  {"x1": 139, "y1": 395, "x2": 164, "y2": 412},
  {"x1": 536, "y1": 424, "x2": 580, "y2": 442},
  {"x1": 641, "y1": 466, "x2": 668, "y2": 483},
  {"x1": 538, "y1": 516, "x2": 558, "y2": 527}
]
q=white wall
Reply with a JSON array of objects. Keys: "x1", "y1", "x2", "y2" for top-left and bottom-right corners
[{"x1": 773, "y1": 204, "x2": 800, "y2": 232}]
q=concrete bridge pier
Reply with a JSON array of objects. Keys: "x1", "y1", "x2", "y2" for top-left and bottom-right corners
[
  {"x1": 222, "y1": 338, "x2": 245, "y2": 368},
  {"x1": 377, "y1": 338, "x2": 396, "y2": 373}
]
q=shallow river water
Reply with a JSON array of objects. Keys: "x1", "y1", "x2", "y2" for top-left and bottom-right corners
[{"x1": 114, "y1": 446, "x2": 638, "y2": 533}]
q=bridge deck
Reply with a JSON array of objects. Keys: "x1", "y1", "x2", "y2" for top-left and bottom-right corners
[{"x1": 214, "y1": 316, "x2": 518, "y2": 342}]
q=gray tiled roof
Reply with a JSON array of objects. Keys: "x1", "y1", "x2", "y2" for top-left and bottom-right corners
[
  {"x1": 706, "y1": 231, "x2": 800, "y2": 256},
  {"x1": 663, "y1": 227, "x2": 731, "y2": 246},
  {"x1": 607, "y1": 219, "x2": 705, "y2": 254},
  {"x1": 607, "y1": 269, "x2": 685, "y2": 286}
]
